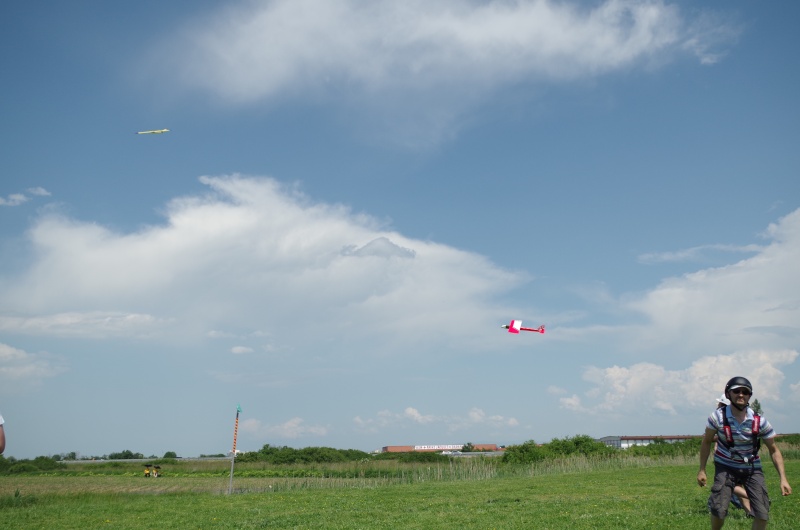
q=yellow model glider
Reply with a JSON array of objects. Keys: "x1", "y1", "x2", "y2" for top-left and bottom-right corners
[{"x1": 136, "y1": 128, "x2": 170, "y2": 134}]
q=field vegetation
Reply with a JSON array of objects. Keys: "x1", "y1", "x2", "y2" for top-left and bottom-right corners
[{"x1": 1, "y1": 435, "x2": 799, "y2": 528}]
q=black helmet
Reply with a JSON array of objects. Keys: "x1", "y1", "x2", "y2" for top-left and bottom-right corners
[{"x1": 724, "y1": 376, "x2": 753, "y2": 397}]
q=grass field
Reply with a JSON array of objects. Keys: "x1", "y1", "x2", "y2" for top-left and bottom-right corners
[{"x1": 1, "y1": 458, "x2": 798, "y2": 529}]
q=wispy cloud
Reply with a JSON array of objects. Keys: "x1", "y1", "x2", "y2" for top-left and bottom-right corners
[
  {"x1": 0, "y1": 312, "x2": 168, "y2": 339},
  {"x1": 241, "y1": 417, "x2": 328, "y2": 439},
  {"x1": 637, "y1": 243, "x2": 763, "y2": 264},
  {"x1": 148, "y1": 0, "x2": 734, "y2": 145},
  {"x1": 353, "y1": 406, "x2": 518, "y2": 433},
  {"x1": 27, "y1": 187, "x2": 51, "y2": 197},
  {"x1": 0, "y1": 342, "x2": 67, "y2": 392},
  {"x1": 0, "y1": 194, "x2": 28, "y2": 207},
  {"x1": 0, "y1": 187, "x2": 50, "y2": 207}
]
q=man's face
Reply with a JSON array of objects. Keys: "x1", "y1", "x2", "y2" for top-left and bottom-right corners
[{"x1": 729, "y1": 387, "x2": 751, "y2": 406}]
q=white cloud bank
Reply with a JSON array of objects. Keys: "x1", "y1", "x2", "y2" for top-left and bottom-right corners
[
  {"x1": 628, "y1": 210, "x2": 800, "y2": 356},
  {"x1": 561, "y1": 349, "x2": 799, "y2": 415},
  {"x1": 2, "y1": 176, "x2": 797, "y2": 443},
  {"x1": 148, "y1": 0, "x2": 733, "y2": 145},
  {"x1": 560, "y1": 209, "x2": 800, "y2": 416},
  {"x1": 0, "y1": 175, "x2": 522, "y2": 357}
]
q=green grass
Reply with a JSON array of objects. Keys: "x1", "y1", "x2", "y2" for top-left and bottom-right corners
[{"x1": 1, "y1": 459, "x2": 798, "y2": 529}]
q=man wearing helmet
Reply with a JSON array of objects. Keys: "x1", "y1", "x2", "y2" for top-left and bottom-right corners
[{"x1": 698, "y1": 377, "x2": 792, "y2": 529}]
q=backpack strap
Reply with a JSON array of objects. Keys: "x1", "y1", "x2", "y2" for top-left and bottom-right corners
[
  {"x1": 720, "y1": 407, "x2": 735, "y2": 448},
  {"x1": 752, "y1": 414, "x2": 761, "y2": 454}
]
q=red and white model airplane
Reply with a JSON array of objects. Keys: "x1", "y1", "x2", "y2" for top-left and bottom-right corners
[{"x1": 502, "y1": 319, "x2": 545, "y2": 334}]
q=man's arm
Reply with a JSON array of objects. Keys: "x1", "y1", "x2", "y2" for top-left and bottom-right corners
[
  {"x1": 763, "y1": 437, "x2": 792, "y2": 496},
  {"x1": 698, "y1": 427, "x2": 716, "y2": 487}
]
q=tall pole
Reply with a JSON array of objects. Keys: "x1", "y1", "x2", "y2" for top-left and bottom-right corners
[{"x1": 228, "y1": 403, "x2": 241, "y2": 495}]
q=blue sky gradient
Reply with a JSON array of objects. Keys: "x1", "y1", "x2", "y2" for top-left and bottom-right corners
[{"x1": 1, "y1": 0, "x2": 798, "y2": 459}]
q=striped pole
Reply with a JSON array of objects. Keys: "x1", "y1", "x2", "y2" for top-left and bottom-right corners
[
  {"x1": 232, "y1": 408, "x2": 240, "y2": 454},
  {"x1": 228, "y1": 404, "x2": 242, "y2": 495}
]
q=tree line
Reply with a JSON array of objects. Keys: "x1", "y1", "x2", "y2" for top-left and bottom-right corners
[{"x1": 4, "y1": 434, "x2": 798, "y2": 474}]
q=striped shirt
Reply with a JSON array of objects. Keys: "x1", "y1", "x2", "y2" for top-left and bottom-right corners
[{"x1": 707, "y1": 405, "x2": 775, "y2": 471}]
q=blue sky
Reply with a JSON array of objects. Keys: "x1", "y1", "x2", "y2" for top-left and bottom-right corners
[{"x1": 1, "y1": 0, "x2": 798, "y2": 459}]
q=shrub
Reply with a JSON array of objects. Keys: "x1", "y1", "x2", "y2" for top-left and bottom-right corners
[
  {"x1": 372, "y1": 451, "x2": 448, "y2": 463},
  {"x1": 30, "y1": 457, "x2": 66, "y2": 471},
  {"x1": 250, "y1": 445, "x2": 372, "y2": 464},
  {"x1": 626, "y1": 437, "x2": 701, "y2": 457},
  {"x1": 8, "y1": 463, "x2": 39, "y2": 474},
  {"x1": 501, "y1": 440, "x2": 548, "y2": 464},
  {"x1": 779, "y1": 434, "x2": 800, "y2": 445}
]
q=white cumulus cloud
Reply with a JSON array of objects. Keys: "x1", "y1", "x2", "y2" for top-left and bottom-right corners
[
  {"x1": 0, "y1": 175, "x2": 522, "y2": 358},
  {"x1": 146, "y1": 0, "x2": 732, "y2": 145},
  {"x1": 624, "y1": 209, "x2": 800, "y2": 357},
  {"x1": 561, "y1": 349, "x2": 798, "y2": 415}
]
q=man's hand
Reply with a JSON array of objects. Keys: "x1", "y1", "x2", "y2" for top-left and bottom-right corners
[
  {"x1": 697, "y1": 469, "x2": 707, "y2": 487},
  {"x1": 780, "y1": 479, "x2": 792, "y2": 496}
]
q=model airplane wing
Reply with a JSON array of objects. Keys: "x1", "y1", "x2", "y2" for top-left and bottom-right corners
[
  {"x1": 502, "y1": 320, "x2": 544, "y2": 334},
  {"x1": 136, "y1": 128, "x2": 170, "y2": 134}
]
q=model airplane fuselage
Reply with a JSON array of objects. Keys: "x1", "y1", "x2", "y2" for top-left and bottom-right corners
[
  {"x1": 136, "y1": 129, "x2": 170, "y2": 134},
  {"x1": 502, "y1": 319, "x2": 545, "y2": 334}
]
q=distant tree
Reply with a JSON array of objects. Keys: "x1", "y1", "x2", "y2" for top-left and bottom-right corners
[
  {"x1": 751, "y1": 399, "x2": 763, "y2": 415},
  {"x1": 461, "y1": 442, "x2": 475, "y2": 452},
  {"x1": 107, "y1": 449, "x2": 144, "y2": 460},
  {"x1": 163, "y1": 451, "x2": 178, "y2": 459}
]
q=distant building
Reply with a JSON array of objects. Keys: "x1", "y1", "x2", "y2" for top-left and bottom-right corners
[
  {"x1": 597, "y1": 435, "x2": 700, "y2": 449},
  {"x1": 381, "y1": 444, "x2": 501, "y2": 453}
]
